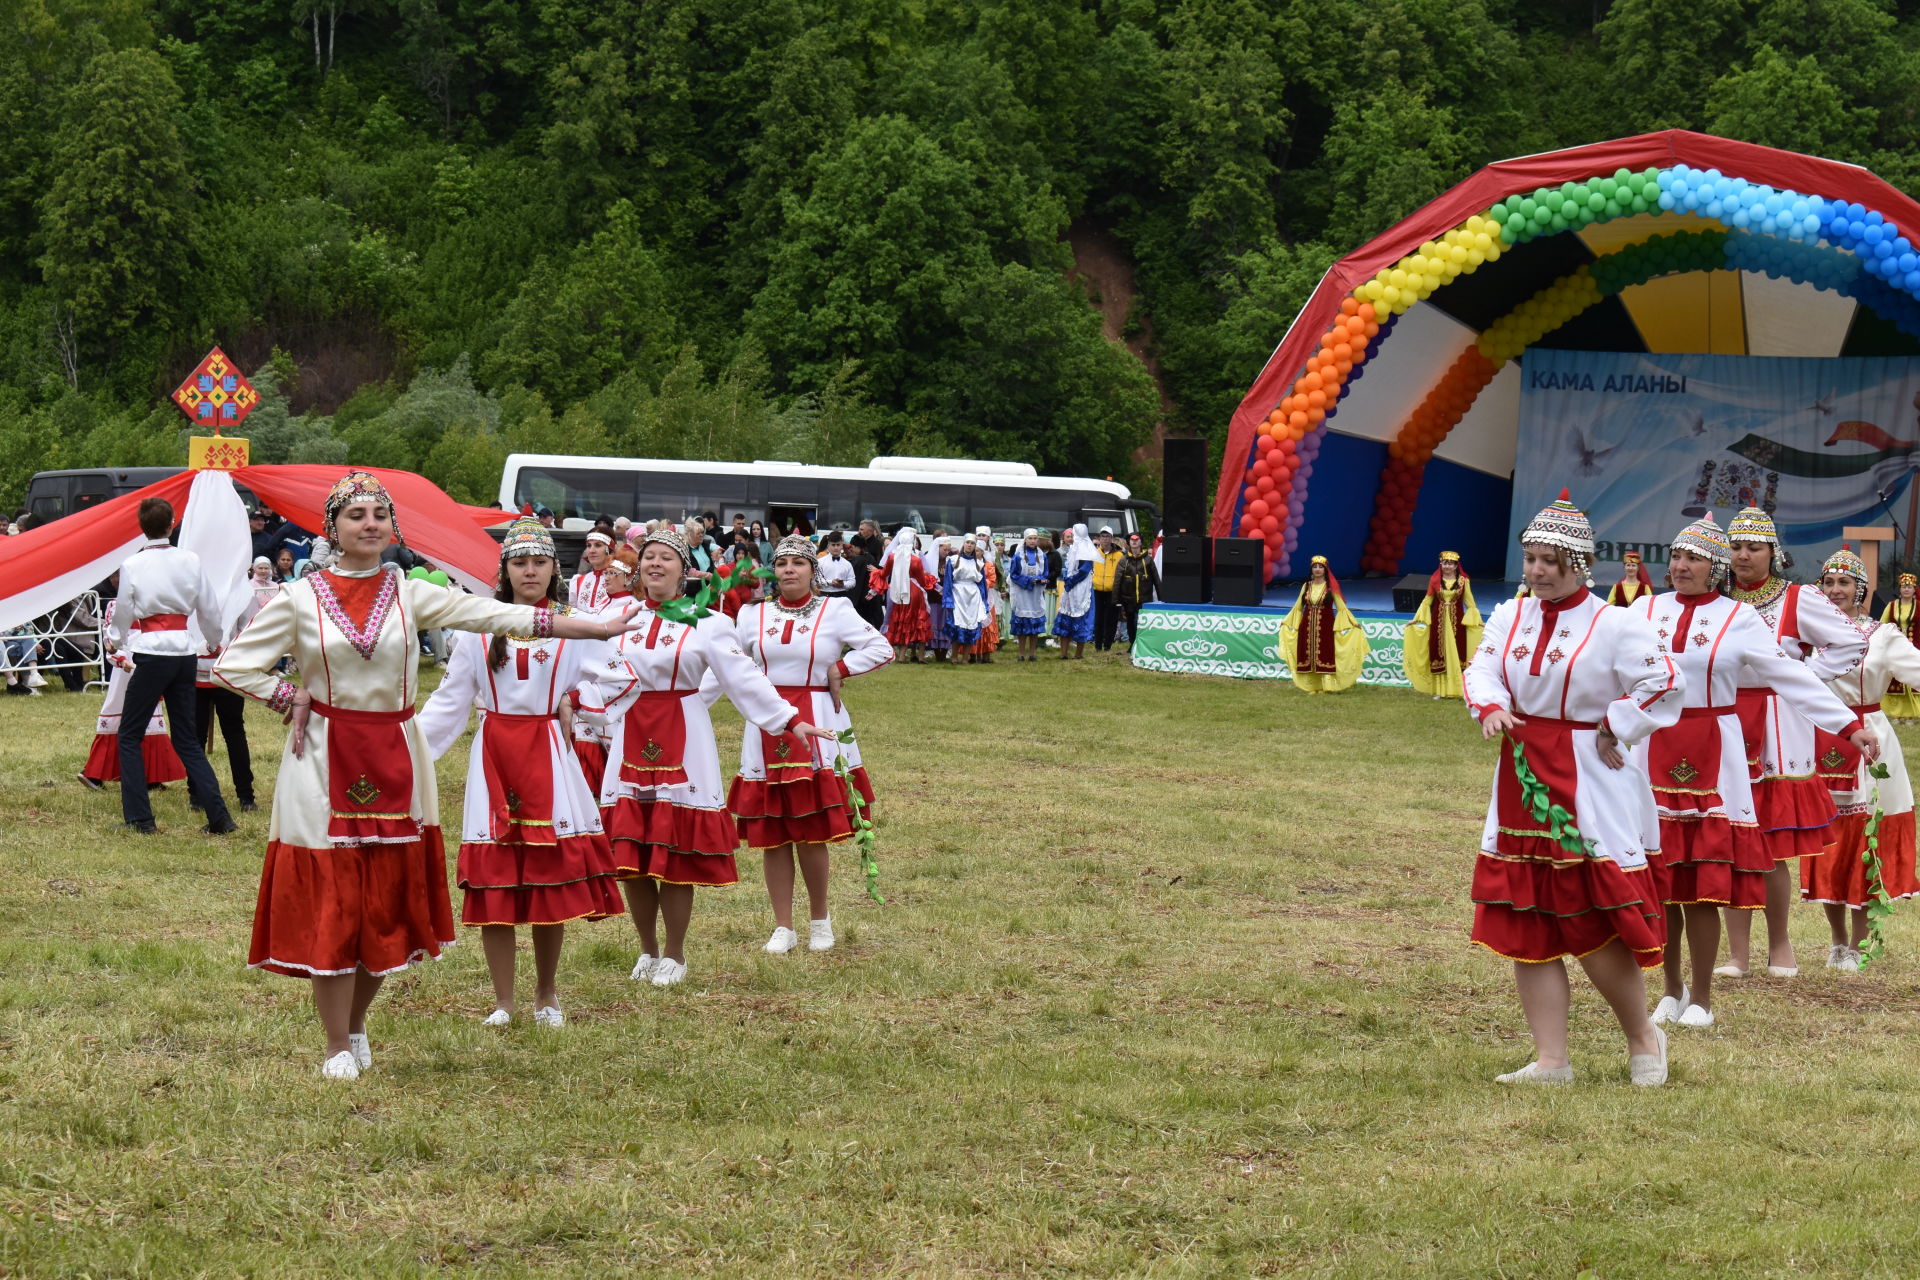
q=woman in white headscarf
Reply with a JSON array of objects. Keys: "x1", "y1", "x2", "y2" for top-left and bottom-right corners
[
  {"x1": 1051, "y1": 523, "x2": 1096, "y2": 659},
  {"x1": 868, "y1": 526, "x2": 936, "y2": 662},
  {"x1": 944, "y1": 538, "x2": 991, "y2": 664}
]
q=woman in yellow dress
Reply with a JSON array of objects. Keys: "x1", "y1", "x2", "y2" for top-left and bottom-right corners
[
  {"x1": 1608, "y1": 550, "x2": 1653, "y2": 606},
  {"x1": 1402, "y1": 551, "x2": 1482, "y2": 698},
  {"x1": 1278, "y1": 556, "x2": 1369, "y2": 693},
  {"x1": 1882, "y1": 573, "x2": 1920, "y2": 719}
]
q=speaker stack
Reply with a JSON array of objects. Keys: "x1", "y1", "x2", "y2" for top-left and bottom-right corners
[
  {"x1": 1160, "y1": 534, "x2": 1212, "y2": 604},
  {"x1": 1211, "y1": 537, "x2": 1265, "y2": 606},
  {"x1": 1159, "y1": 439, "x2": 1211, "y2": 604}
]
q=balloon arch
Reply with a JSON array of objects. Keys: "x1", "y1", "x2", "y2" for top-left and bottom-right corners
[{"x1": 1214, "y1": 131, "x2": 1920, "y2": 582}]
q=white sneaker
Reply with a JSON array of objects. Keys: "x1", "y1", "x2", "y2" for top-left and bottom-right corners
[
  {"x1": 1766, "y1": 964, "x2": 1799, "y2": 978},
  {"x1": 1494, "y1": 1062, "x2": 1574, "y2": 1084},
  {"x1": 1678, "y1": 1003, "x2": 1716, "y2": 1028},
  {"x1": 764, "y1": 926, "x2": 799, "y2": 955},
  {"x1": 347, "y1": 1032, "x2": 371, "y2": 1071},
  {"x1": 482, "y1": 1008, "x2": 511, "y2": 1027},
  {"x1": 1630, "y1": 1024, "x2": 1669, "y2": 1087},
  {"x1": 1835, "y1": 947, "x2": 1861, "y2": 973},
  {"x1": 533, "y1": 1005, "x2": 564, "y2": 1028},
  {"x1": 650, "y1": 958, "x2": 687, "y2": 987},
  {"x1": 1650, "y1": 996, "x2": 1682, "y2": 1025},
  {"x1": 1711, "y1": 963, "x2": 1747, "y2": 978},
  {"x1": 321, "y1": 1050, "x2": 360, "y2": 1080},
  {"x1": 808, "y1": 917, "x2": 835, "y2": 952},
  {"x1": 630, "y1": 953, "x2": 657, "y2": 981}
]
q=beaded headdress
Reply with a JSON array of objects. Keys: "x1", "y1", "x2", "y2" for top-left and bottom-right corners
[
  {"x1": 1519, "y1": 488, "x2": 1596, "y2": 583},
  {"x1": 1310, "y1": 554, "x2": 1328, "y2": 566},
  {"x1": 771, "y1": 533, "x2": 818, "y2": 567},
  {"x1": 1670, "y1": 516, "x2": 1731, "y2": 587},
  {"x1": 585, "y1": 531, "x2": 612, "y2": 547},
  {"x1": 1623, "y1": 551, "x2": 1643, "y2": 563},
  {"x1": 1726, "y1": 506, "x2": 1779, "y2": 547},
  {"x1": 641, "y1": 526, "x2": 692, "y2": 568},
  {"x1": 500, "y1": 514, "x2": 555, "y2": 561},
  {"x1": 1439, "y1": 550, "x2": 1461, "y2": 564},
  {"x1": 1822, "y1": 543, "x2": 1870, "y2": 606},
  {"x1": 1903, "y1": 573, "x2": 1917, "y2": 589},
  {"x1": 323, "y1": 470, "x2": 402, "y2": 547}
]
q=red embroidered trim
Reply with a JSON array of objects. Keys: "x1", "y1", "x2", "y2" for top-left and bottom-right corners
[{"x1": 311, "y1": 571, "x2": 399, "y2": 661}]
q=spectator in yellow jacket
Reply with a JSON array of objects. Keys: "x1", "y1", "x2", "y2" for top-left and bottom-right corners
[{"x1": 1090, "y1": 526, "x2": 1126, "y2": 652}]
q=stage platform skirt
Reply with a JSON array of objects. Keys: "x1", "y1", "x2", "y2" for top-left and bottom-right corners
[
  {"x1": 1803, "y1": 811, "x2": 1920, "y2": 909},
  {"x1": 248, "y1": 831, "x2": 457, "y2": 978},
  {"x1": 1648, "y1": 708, "x2": 1771, "y2": 908},
  {"x1": 1470, "y1": 719, "x2": 1664, "y2": 967},
  {"x1": 605, "y1": 797, "x2": 740, "y2": 886},
  {"x1": 82, "y1": 732, "x2": 185, "y2": 784}
]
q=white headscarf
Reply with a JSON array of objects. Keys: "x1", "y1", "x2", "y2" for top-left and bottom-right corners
[
  {"x1": 1065, "y1": 522, "x2": 1095, "y2": 571},
  {"x1": 886, "y1": 526, "x2": 920, "y2": 604}
]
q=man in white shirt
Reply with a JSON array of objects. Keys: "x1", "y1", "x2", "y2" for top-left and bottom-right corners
[
  {"x1": 819, "y1": 534, "x2": 857, "y2": 597},
  {"x1": 108, "y1": 497, "x2": 237, "y2": 835}
]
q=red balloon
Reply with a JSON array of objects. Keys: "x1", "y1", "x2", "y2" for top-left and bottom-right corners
[{"x1": 1259, "y1": 515, "x2": 1280, "y2": 534}]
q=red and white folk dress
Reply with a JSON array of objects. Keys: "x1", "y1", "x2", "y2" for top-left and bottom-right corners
[
  {"x1": 1805, "y1": 617, "x2": 1920, "y2": 908},
  {"x1": 1463, "y1": 588, "x2": 1684, "y2": 967},
  {"x1": 420, "y1": 624, "x2": 633, "y2": 926},
  {"x1": 1730, "y1": 578, "x2": 1867, "y2": 857},
  {"x1": 586, "y1": 600, "x2": 804, "y2": 886},
  {"x1": 82, "y1": 602, "x2": 186, "y2": 785},
  {"x1": 214, "y1": 566, "x2": 545, "y2": 978},
  {"x1": 1635, "y1": 591, "x2": 1862, "y2": 908},
  {"x1": 718, "y1": 593, "x2": 893, "y2": 848}
]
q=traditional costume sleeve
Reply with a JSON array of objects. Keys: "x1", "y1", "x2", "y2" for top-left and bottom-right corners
[
  {"x1": 1461, "y1": 582, "x2": 1483, "y2": 643},
  {"x1": 1402, "y1": 592, "x2": 1435, "y2": 688},
  {"x1": 1464, "y1": 599, "x2": 1516, "y2": 721},
  {"x1": 574, "y1": 635, "x2": 642, "y2": 728},
  {"x1": 1331, "y1": 597, "x2": 1370, "y2": 689},
  {"x1": 1795, "y1": 585, "x2": 1869, "y2": 682},
  {"x1": 867, "y1": 559, "x2": 890, "y2": 597},
  {"x1": 1880, "y1": 625, "x2": 1920, "y2": 688},
  {"x1": 1600, "y1": 609, "x2": 1683, "y2": 744},
  {"x1": 832, "y1": 600, "x2": 894, "y2": 679},
  {"x1": 405, "y1": 578, "x2": 540, "y2": 636},
  {"x1": 698, "y1": 614, "x2": 799, "y2": 735},
  {"x1": 1059, "y1": 560, "x2": 1092, "y2": 591},
  {"x1": 212, "y1": 587, "x2": 301, "y2": 707},
  {"x1": 418, "y1": 630, "x2": 483, "y2": 759},
  {"x1": 1734, "y1": 609, "x2": 1863, "y2": 737}
]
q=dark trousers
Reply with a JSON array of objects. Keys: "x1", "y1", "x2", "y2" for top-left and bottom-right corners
[
  {"x1": 119, "y1": 653, "x2": 230, "y2": 827},
  {"x1": 196, "y1": 685, "x2": 254, "y2": 805},
  {"x1": 1119, "y1": 601, "x2": 1143, "y2": 650},
  {"x1": 1093, "y1": 590, "x2": 1118, "y2": 650}
]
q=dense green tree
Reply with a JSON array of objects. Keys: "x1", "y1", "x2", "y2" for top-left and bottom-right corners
[
  {"x1": 1596, "y1": 0, "x2": 1748, "y2": 130},
  {"x1": 1706, "y1": 45, "x2": 1873, "y2": 156},
  {"x1": 35, "y1": 48, "x2": 196, "y2": 371}
]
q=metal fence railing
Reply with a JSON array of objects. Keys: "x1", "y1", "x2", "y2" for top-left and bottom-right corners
[{"x1": 2, "y1": 591, "x2": 106, "y2": 692}]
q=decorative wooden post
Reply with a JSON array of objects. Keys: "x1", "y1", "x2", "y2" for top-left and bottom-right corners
[{"x1": 1843, "y1": 525, "x2": 1896, "y2": 600}]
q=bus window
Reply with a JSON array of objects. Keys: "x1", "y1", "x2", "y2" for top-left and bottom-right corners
[
  {"x1": 1079, "y1": 507, "x2": 1126, "y2": 537},
  {"x1": 815, "y1": 478, "x2": 860, "y2": 530},
  {"x1": 518, "y1": 467, "x2": 638, "y2": 522},
  {"x1": 971, "y1": 495, "x2": 1077, "y2": 538},
  {"x1": 862, "y1": 481, "x2": 966, "y2": 534}
]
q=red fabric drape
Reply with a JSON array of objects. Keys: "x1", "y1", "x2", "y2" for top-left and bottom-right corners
[{"x1": 1211, "y1": 130, "x2": 1920, "y2": 536}]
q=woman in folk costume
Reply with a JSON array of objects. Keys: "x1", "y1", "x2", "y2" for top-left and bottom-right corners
[
  {"x1": 944, "y1": 538, "x2": 992, "y2": 663},
  {"x1": 1052, "y1": 523, "x2": 1097, "y2": 657},
  {"x1": 569, "y1": 547, "x2": 638, "y2": 796},
  {"x1": 1464, "y1": 489, "x2": 1682, "y2": 1086},
  {"x1": 1278, "y1": 556, "x2": 1368, "y2": 693},
  {"x1": 588, "y1": 527, "x2": 836, "y2": 988},
  {"x1": 1402, "y1": 551, "x2": 1481, "y2": 699},
  {"x1": 1879, "y1": 572, "x2": 1920, "y2": 719},
  {"x1": 1609, "y1": 550, "x2": 1654, "y2": 607},
  {"x1": 213, "y1": 472, "x2": 641, "y2": 1080},
  {"x1": 870, "y1": 526, "x2": 936, "y2": 662},
  {"x1": 1803, "y1": 546, "x2": 1919, "y2": 969},
  {"x1": 1721, "y1": 506, "x2": 1868, "y2": 978},
  {"x1": 970, "y1": 525, "x2": 1001, "y2": 660},
  {"x1": 923, "y1": 534, "x2": 954, "y2": 663},
  {"x1": 1006, "y1": 529, "x2": 1051, "y2": 662},
  {"x1": 1634, "y1": 520, "x2": 1872, "y2": 1030},
  {"x1": 569, "y1": 529, "x2": 616, "y2": 616},
  {"x1": 719, "y1": 534, "x2": 893, "y2": 955},
  {"x1": 78, "y1": 599, "x2": 186, "y2": 790},
  {"x1": 419, "y1": 516, "x2": 632, "y2": 1028}
]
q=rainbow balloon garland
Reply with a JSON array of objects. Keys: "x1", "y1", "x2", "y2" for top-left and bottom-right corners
[{"x1": 1235, "y1": 164, "x2": 1920, "y2": 580}]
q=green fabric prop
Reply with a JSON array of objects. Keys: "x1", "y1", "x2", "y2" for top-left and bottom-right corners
[
  {"x1": 1859, "y1": 762, "x2": 1898, "y2": 970},
  {"x1": 1506, "y1": 736, "x2": 1596, "y2": 858},
  {"x1": 834, "y1": 728, "x2": 883, "y2": 904},
  {"x1": 652, "y1": 558, "x2": 770, "y2": 623}
]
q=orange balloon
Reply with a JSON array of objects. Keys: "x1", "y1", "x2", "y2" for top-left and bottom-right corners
[
  {"x1": 1358, "y1": 303, "x2": 1377, "y2": 323},
  {"x1": 1308, "y1": 407, "x2": 1325, "y2": 425},
  {"x1": 1301, "y1": 372, "x2": 1323, "y2": 393},
  {"x1": 1307, "y1": 389, "x2": 1326, "y2": 410},
  {"x1": 1289, "y1": 411, "x2": 1308, "y2": 431},
  {"x1": 1350, "y1": 333, "x2": 1370, "y2": 353},
  {"x1": 1341, "y1": 297, "x2": 1361, "y2": 316}
]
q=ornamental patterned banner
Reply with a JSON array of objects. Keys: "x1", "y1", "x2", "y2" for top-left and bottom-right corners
[
  {"x1": 171, "y1": 346, "x2": 261, "y2": 427},
  {"x1": 1130, "y1": 605, "x2": 1411, "y2": 686}
]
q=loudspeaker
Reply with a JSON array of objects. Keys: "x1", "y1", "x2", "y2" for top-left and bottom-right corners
[
  {"x1": 1392, "y1": 573, "x2": 1433, "y2": 613},
  {"x1": 1162, "y1": 438, "x2": 1208, "y2": 533},
  {"x1": 1161, "y1": 534, "x2": 1212, "y2": 604},
  {"x1": 1212, "y1": 537, "x2": 1264, "y2": 606}
]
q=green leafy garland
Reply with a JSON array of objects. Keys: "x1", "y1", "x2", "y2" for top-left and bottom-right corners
[
  {"x1": 1506, "y1": 736, "x2": 1596, "y2": 857},
  {"x1": 651, "y1": 557, "x2": 770, "y2": 623},
  {"x1": 1858, "y1": 761, "x2": 1897, "y2": 969},
  {"x1": 834, "y1": 729, "x2": 883, "y2": 904}
]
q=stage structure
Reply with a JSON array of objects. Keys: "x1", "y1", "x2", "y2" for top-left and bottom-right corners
[{"x1": 1213, "y1": 131, "x2": 1920, "y2": 585}]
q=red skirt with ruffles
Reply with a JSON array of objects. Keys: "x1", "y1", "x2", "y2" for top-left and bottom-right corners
[
  {"x1": 604, "y1": 797, "x2": 739, "y2": 886},
  {"x1": 729, "y1": 766, "x2": 875, "y2": 849},
  {"x1": 572, "y1": 738, "x2": 607, "y2": 798},
  {"x1": 84, "y1": 732, "x2": 185, "y2": 784},
  {"x1": 1469, "y1": 721, "x2": 1664, "y2": 967},
  {"x1": 248, "y1": 830, "x2": 456, "y2": 978},
  {"x1": 885, "y1": 598, "x2": 931, "y2": 646},
  {"x1": 1803, "y1": 811, "x2": 1920, "y2": 908},
  {"x1": 1648, "y1": 710, "x2": 1771, "y2": 908},
  {"x1": 456, "y1": 833, "x2": 624, "y2": 926},
  {"x1": 1752, "y1": 774, "x2": 1836, "y2": 859}
]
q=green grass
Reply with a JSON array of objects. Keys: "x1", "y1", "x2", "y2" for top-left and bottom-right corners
[{"x1": 5, "y1": 656, "x2": 1920, "y2": 1277}]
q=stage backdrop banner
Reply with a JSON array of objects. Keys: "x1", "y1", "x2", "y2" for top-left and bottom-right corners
[
  {"x1": 1131, "y1": 604, "x2": 1411, "y2": 686},
  {"x1": 1506, "y1": 349, "x2": 1920, "y2": 580}
]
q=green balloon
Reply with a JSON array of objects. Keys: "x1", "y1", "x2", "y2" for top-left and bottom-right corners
[
  {"x1": 1549, "y1": 213, "x2": 1569, "y2": 232},
  {"x1": 427, "y1": 569, "x2": 450, "y2": 587},
  {"x1": 408, "y1": 566, "x2": 431, "y2": 580}
]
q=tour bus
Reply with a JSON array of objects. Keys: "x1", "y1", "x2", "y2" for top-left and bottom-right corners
[{"x1": 497, "y1": 455, "x2": 1155, "y2": 541}]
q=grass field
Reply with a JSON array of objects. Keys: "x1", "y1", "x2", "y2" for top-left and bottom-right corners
[{"x1": 5, "y1": 654, "x2": 1920, "y2": 1278}]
